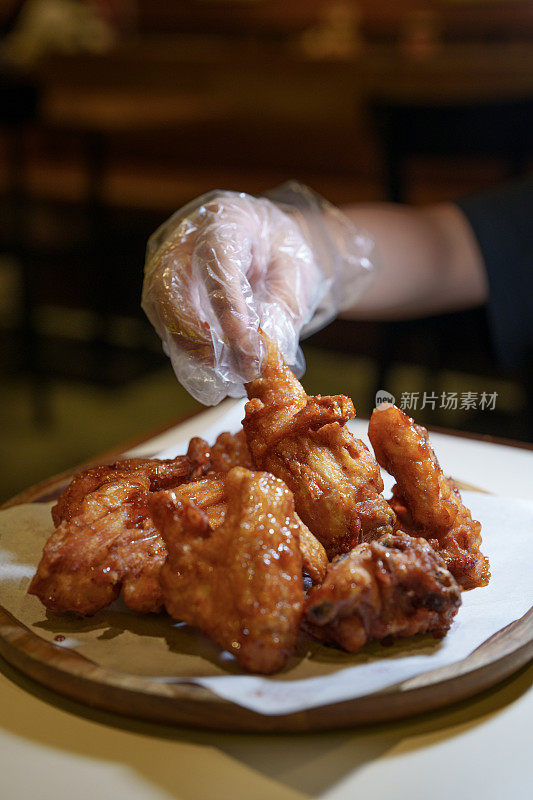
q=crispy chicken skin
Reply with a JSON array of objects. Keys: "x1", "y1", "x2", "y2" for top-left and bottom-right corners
[
  {"x1": 33, "y1": 458, "x2": 324, "y2": 622},
  {"x1": 29, "y1": 474, "x2": 166, "y2": 616},
  {"x1": 154, "y1": 476, "x2": 228, "y2": 529},
  {"x1": 187, "y1": 429, "x2": 254, "y2": 475},
  {"x1": 305, "y1": 531, "x2": 462, "y2": 652},
  {"x1": 52, "y1": 450, "x2": 209, "y2": 527},
  {"x1": 210, "y1": 429, "x2": 254, "y2": 472},
  {"x1": 152, "y1": 475, "x2": 327, "y2": 584},
  {"x1": 187, "y1": 429, "x2": 254, "y2": 476},
  {"x1": 295, "y1": 515, "x2": 328, "y2": 586},
  {"x1": 150, "y1": 467, "x2": 305, "y2": 674},
  {"x1": 243, "y1": 334, "x2": 395, "y2": 558},
  {"x1": 368, "y1": 404, "x2": 490, "y2": 589},
  {"x1": 52, "y1": 430, "x2": 251, "y2": 529}
]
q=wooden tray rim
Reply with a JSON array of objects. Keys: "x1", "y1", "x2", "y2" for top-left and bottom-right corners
[{"x1": 1, "y1": 599, "x2": 531, "y2": 731}]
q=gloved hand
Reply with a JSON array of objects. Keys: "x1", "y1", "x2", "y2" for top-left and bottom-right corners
[{"x1": 142, "y1": 181, "x2": 375, "y2": 405}]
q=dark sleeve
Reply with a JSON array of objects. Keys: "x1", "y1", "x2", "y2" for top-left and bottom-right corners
[{"x1": 454, "y1": 177, "x2": 533, "y2": 368}]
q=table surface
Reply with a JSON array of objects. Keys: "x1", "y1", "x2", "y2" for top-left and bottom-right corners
[{"x1": 1, "y1": 400, "x2": 532, "y2": 800}]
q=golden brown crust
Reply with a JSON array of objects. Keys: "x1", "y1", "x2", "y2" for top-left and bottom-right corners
[
  {"x1": 369, "y1": 405, "x2": 457, "y2": 532},
  {"x1": 52, "y1": 453, "x2": 207, "y2": 527},
  {"x1": 36, "y1": 454, "x2": 323, "y2": 623},
  {"x1": 32, "y1": 459, "x2": 232, "y2": 618},
  {"x1": 369, "y1": 404, "x2": 490, "y2": 589},
  {"x1": 187, "y1": 429, "x2": 254, "y2": 476},
  {"x1": 150, "y1": 467, "x2": 304, "y2": 674},
  {"x1": 294, "y1": 514, "x2": 328, "y2": 586},
  {"x1": 305, "y1": 531, "x2": 462, "y2": 652},
  {"x1": 244, "y1": 335, "x2": 395, "y2": 558},
  {"x1": 209, "y1": 429, "x2": 254, "y2": 472},
  {"x1": 152, "y1": 477, "x2": 227, "y2": 530},
  {"x1": 29, "y1": 474, "x2": 166, "y2": 616},
  {"x1": 52, "y1": 428, "x2": 252, "y2": 530}
]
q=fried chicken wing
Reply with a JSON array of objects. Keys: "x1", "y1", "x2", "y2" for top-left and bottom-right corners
[
  {"x1": 150, "y1": 466, "x2": 304, "y2": 674},
  {"x1": 186, "y1": 429, "x2": 254, "y2": 477},
  {"x1": 50, "y1": 428, "x2": 236, "y2": 529},
  {"x1": 368, "y1": 404, "x2": 490, "y2": 589},
  {"x1": 305, "y1": 531, "x2": 461, "y2": 652},
  {"x1": 153, "y1": 477, "x2": 328, "y2": 585},
  {"x1": 154, "y1": 476, "x2": 227, "y2": 529},
  {"x1": 52, "y1": 451, "x2": 208, "y2": 527},
  {"x1": 243, "y1": 334, "x2": 395, "y2": 558},
  {"x1": 209, "y1": 429, "x2": 254, "y2": 472},
  {"x1": 29, "y1": 474, "x2": 166, "y2": 616}
]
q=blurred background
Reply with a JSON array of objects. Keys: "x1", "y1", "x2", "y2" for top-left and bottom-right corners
[{"x1": 1, "y1": 0, "x2": 533, "y2": 501}]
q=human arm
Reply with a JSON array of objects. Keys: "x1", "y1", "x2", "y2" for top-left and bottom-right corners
[
  {"x1": 144, "y1": 180, "x2": 533, "y2": 404},
  {"x1": 337, "y1": 201, "x2": 489, "y2": 320},
  {"x1": 341, "y1": 177, "x2": 533, "y2": 368}
]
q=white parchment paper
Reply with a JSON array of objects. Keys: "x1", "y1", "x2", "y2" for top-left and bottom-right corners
[
  {"x1": 195, "y1": 490, "x2": 533, "y2": 712},
  {"x1": 1, "y1": 402, "x2": 532, "y2": 715}
]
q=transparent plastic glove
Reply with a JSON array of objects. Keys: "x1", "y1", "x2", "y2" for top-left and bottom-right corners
[{"x1": 142, "y1": 181, "x2": 375, "y2": 405}]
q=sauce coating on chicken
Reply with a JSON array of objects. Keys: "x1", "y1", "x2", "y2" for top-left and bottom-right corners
[
  {"x1": 368, "y1": 404, "x2": 490, "y2": 589},
  {"x1": 244, "y1": 334, "x2": 395, "y2": 558},
  {"x1": 150, "y1": 467, "x2": 305, "y2": 674},
  {"x1": 305, "y1": 531, "x2": 462, "y2": 652}
]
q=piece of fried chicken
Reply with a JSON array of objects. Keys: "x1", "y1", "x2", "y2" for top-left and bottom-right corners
[
  {"x1": 305, "y1": 531, "x2": 462, "y2": 653},
  {"x1": 51, "y1": 444, "x2": 213, "y2": 527},
  {"x1": 368, "y1": 403, "x2": 490, "y2": 589},
  {"x1": 150, "y1": 466, "x2": 305, "y2": 674},
  {"x1": 153, "y1": 473, "x2": 327, "y2": 586},
  {"x1": 29, "y1": 473, "x2": 166, "y2": 615},
  {"x1": 160, "y1": 475, "x2": 228, "y2": 527},
  {"x1": 52, "y1": 427, "x2": 253, "y2": 529},
  {"x1": 243, "y1": 334, "x2": 395, "y2": 558},
  {"x1": 32, "y1": 465, "x2": 240, "y2": 617},
  {"x1": 32, "y1": 460, "x2": 326, "y2": 619},
  {"x1": 186, "y1": 428, "x2": 254, "y2": 477}
]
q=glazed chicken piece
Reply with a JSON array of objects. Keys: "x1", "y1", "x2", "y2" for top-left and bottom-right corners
[
  {"x1": 368, "y1": 404, "x2": 490, "y2": 589},
  {"x1": 243, "y1": 334, "x2": 395, "y2": 558},
  {"x1": 210, "y1": 429, "x2": 254, "y2": 472},
  {"x1": 150, "y1": 466, "x2": 305, "y2": 674},
  {"x1": 51, "y1": 428, "x2": 250, "y2": 529},
  {"x1": 152, "y1": 471, "x2": 327, "y2": 585},
  {"x1": 52, "y1": 447, "x2": 210, "y2": 527},
  {"x1": 155, "y1": 476, "x2": 227, "y2": 530},
  {"x1": 34, "y1": 463, "x2": 324, "y2": 620},
  {"x1": 305, "y1": 531, "x2": 462, "y2": 652},
  {"x1": 186, "y1": 429, "x2": 254, "y2": 477},
  {"x1": 34, "y1": 451, "x2": 218, "y2": 615},
  {"x1": 29, "y1": 473, "x2": 166, "y2": 616}
]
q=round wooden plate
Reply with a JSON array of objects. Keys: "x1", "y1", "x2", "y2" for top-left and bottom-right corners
[
  {"x1": 0, "y1": 603, "x2": 531, "y2": 732},
  {"x1": 1, "y1": 471, "x2": 532, "y2": 731}
]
